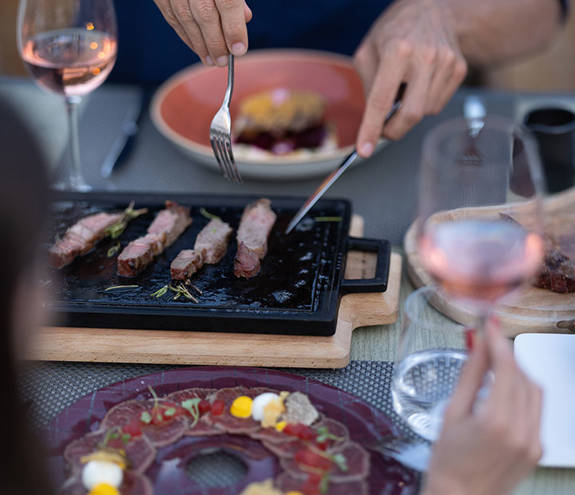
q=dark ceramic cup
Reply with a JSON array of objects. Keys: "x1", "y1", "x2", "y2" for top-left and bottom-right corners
[{"x1": 524, "y1": 107, "x2": 575, "y2": 193}]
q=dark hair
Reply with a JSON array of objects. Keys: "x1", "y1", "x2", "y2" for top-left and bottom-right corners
[{"x1": 0, "y1": 98, "x2": 53, "y2": 494}]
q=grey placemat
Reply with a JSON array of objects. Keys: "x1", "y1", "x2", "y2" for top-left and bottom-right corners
[{"x1": 18, "y1": 360, "x2": 415, "y2": 439}]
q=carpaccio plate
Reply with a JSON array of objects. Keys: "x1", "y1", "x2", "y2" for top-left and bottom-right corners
[{"x1": 45, "y1": 367, "x2": 418, "y2": 494}]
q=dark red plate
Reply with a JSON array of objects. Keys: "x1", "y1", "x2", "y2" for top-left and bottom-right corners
[{"x1": 45, "y1": 367, "x2": 418, "y2": 494}]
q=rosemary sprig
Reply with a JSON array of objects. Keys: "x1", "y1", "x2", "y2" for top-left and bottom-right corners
[
  {"x1": 104, "y1": 285, "x2": 139, "y2": 292},
  {"x1": 106, "y1": 201, "x2": 148, "y2": 240},
  {"x1": 107, "y1": 242, "x2": 121, "y2": 258},
  {"x1": 320, "y1": 474, "x2": 330, "y2": 494},
  {"x1": 331, "y1": 453, "x2": 348, "y2": 472},
  {"x1": 169, "y1": 282, "x2": 199, "y2": 303},
  {"x1": 200, "y1": 208, "x2": 221, "y2": 221},
  {"x1": 150, "y1": 285, "x2": 169, "y2": 298},
  {"x1": 184, "y1": 279, "x2": 203, "y2": 295},
  {"x1": 314, "y1": 216, "x2": 342, "y2": 223}
]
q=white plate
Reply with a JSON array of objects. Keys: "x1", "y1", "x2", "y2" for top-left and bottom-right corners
[{"x1": 514, "y1": 333, "x2": 575, "y2": 467}]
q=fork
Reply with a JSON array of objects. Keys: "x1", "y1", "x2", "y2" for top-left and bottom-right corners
[{"x1": 209, "y1": 54, "x2": 242, "y2": 183}]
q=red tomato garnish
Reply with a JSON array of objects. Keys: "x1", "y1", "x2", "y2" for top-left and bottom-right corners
[
  {"x1": 307, "y1": 473, "x2": 323, "y2": 484},
  {"x1": 316, "y1": 441, "x2": 328, "y2": 451},
  {"x1": 283, "y1": 423, "x2": 316, "y2": 441},
  {"x1": 301, "y1": 478, "x2": 322, "y2": 495},
  {"x1": 283, "y1": 423, "x2": 301, "y2": 437},
  {"x1": 210, "y1": 400, "x2": 225, "y2": 416},
  {"x1": 151, "y1": 407, "x2": 165, "y2": 425},
  {"x1": 198, "y1": 400, "x2": 212, "y2": 415},
  {"x1": 295, "y1": 448, "x2": 332, "y2": 471},
  {"x1": 122, "y1": 418, "x2": 142, "y2": 437}
]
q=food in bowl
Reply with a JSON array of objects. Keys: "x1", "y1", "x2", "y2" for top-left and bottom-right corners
[{"x1": 234, "y1": 88, "x2": 338, "y2": 160}]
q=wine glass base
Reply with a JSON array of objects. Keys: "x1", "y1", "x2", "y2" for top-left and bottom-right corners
[{"x1": 52, "y1": 181, "x2": 92, "y2": 193}]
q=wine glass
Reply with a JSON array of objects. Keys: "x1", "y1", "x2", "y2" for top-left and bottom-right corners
[
  {"x1": 18, "y1": 0, "x2": 118, "y2": 192},
  {"x1": 416, "y1": 116, "x2": 545, "y2": 329}
]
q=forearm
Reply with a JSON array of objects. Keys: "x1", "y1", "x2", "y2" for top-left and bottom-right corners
[{"x1": 440, "y1": 0, "x2": 563, "y2": 66}]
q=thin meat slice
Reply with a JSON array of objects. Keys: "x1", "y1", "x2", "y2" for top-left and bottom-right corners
[
  {"x1": 275, "y1": 472, "x2": 368, "y2": 495},
  {"x1": 234, "y1": 199, "x2": 277, "y2": 278},
  {"x1": 49, "y1": 211, "x2": 123, "y2": 269},
  {"x1": 170, "y1": 218, "x2": 233, "y2": 280},
  {"x1": 280, "y1": 442, "x2": 370, "y2": 483},
  {"x1": 166, "y1": 388, "x2": 223, "y2": 436},
  {"x1": 60, "y1": 470, "x2": 153, "y2": 495},
  {"x1": 262, "y1": 437, "x2": 306, "y2": 459},
  {"x1": 101, "y1": 399, "x2": 187, "y2": 447},
  {"x1": 207, "y1": 387, "x2": 262, "y2": 434},
  {"x1": 63, "y1": 429, "x2": 155, "y2": 473},
  {"x1": 118, "y1": 201, "x2": 191, "y2": 277}
]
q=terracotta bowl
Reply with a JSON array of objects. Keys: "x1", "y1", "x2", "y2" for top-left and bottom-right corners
[{"x1": 152, "y1": 50, "x2": 380, "y2": 181}]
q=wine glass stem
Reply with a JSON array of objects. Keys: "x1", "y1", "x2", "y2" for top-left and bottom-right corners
[{"x1": 65, "y1": 95, "x2": 90, "y2": 192}]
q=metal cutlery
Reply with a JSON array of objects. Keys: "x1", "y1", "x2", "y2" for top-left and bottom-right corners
[
  {"x1": 209, "y1": 54, "x2": 242, "y2": 183},
  {"x1": 285, "y1": 92, "x2": 404, "y2": 235},
  {"x1": 101, "y1": 90, "x2": 146, "y2": 178}
]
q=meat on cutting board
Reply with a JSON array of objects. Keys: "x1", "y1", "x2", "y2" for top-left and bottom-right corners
[
  {"x1": 170, "y1": 217, "x2": 233, "y2": 280},
  {"x1": 234, "y1": 198, "x2": 277, "y2": 278},
  {"x1": 118, "y1": 201, "x2": 191, "y2": 278},
  {"x1": 49, "y1": 211, "x2": 124, "y2": 269}
]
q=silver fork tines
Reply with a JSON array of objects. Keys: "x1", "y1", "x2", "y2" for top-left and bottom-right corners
[{"x1": 209, "y1": 54, "x2": 242, "y2": 183}]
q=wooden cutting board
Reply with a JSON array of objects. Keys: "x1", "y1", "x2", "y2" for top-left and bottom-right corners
[
  {"x1": 29, "y1": 215, "x2": 402, "y2": 368},
  {"x1": 404, "y1": 188, "x2": 575, "y2": 337}
]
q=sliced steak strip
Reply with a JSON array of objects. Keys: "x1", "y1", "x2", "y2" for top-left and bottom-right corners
[
  {"x1": 60, "y1": 470, "x2": 153, "y2": 495},
  {"x1": 49, "y1": 212, "x2": 123, "y2": 269},
  {"x1": 170, "y1": 249, "x2": 204, "y2": 281},
  {"x1": 234, "y1": 199, "x2": 277, "y2": 278},
  {"x1": 63, "y1": 429, "x2": 155, "y2": 473},
  {"x1": 194, "y1": 218, "x2": 233, "y2": 264},
  {"x1": 170, "y1": 218, "x2": 233, "y2": 280},
  {"x1": 101, "y1": 399, "x2": 187, "y2": 447},
  {"x1": 118, "y1": 201, "x2": 191, "y2": 277}
]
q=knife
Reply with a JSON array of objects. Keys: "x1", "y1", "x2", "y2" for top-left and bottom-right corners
[
  {"x1": 100, "y1": 90, "x2": 146, "y2": 178},
  {"x1": 285, "y1": 88, "x2": 404, "y2": 235}
]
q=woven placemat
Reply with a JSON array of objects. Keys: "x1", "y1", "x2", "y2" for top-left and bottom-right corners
[{"x1": 18, "y1": 360, "x2": 416, "y2": 440}]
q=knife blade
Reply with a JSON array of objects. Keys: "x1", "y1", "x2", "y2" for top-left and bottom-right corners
[
  {"x1": 100, "y1": 90, "x2": 146, "y2": 178},
  {"x1": 285, "y1": 95, "x2": 404, "y2": 235}
]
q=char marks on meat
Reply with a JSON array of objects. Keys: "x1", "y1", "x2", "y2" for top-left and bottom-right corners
[
  {"x1": 118, "y1": 201, "x2": 191, "y2": 278},
  {"x1": 234, "y1": 199, "x2": 277, "y2": 278},
  {"x1": 101, "y1": 399, "x2": 187, "y2": 447},
  {"x1": 60, "y1": 470, "x2": 153, "y2": 495},
  {"x1": 170, "y1": 218, "x2": 233, "y2": 280},
  {"x1": 63, "y1": 429, "x2": 155, "y2": 473},
  {"x1": 49, "y1": 212, "x2": 123, "y2": 269}
]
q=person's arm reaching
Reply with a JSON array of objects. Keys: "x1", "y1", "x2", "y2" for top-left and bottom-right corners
[
  {"x1": 354, "y1": 0, "x2": 565, "y2": 155},
  {"x1": 153, "y1": 0, "x2": 252, "y2": 67}
]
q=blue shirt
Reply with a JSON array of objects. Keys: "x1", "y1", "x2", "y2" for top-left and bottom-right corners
[{"x1": 110, "y1": 0, "x2": 392, "y2": 84}]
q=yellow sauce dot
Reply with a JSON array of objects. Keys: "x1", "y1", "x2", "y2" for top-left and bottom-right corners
[
  {"x1": 230, "y1": 396, "x2": 253, "y2": 418},
  {"x1": 275, "y1": 421, "x2": 287, "y2": 432},
  {"x1": 89, "y1": 483, "x2": 120, "y2": 495},
  {"x1": 285, "y1": 492, "x2": 304, "y2": 495}
]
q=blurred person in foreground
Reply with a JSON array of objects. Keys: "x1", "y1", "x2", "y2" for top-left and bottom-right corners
[
  {"x1": 0, "y1": 96, "x2": 544, "y2": 493},
  {"x1": 150, "y1": 0, "x2": 570, "y2": 158}
]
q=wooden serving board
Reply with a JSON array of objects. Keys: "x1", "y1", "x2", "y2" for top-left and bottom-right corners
[
  {"x1": 404, "y1": 188, "x2": 575, "y2": 337},
  {"x1": 30, "y1": 215, "x2": 402, "y2": 368}
]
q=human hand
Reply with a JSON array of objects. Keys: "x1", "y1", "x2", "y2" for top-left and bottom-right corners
[
  {"x1": 422, "y1": 323, "x2": 543, "y2": 495},
  {"x1": 153, "y1": 0, "x2": 252, "y2": 67},
  {"x1": 353, "y1": 0, "x2": 467, "y2": 156}
]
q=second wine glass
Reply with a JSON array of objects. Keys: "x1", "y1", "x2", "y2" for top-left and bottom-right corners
[
  {"x1": 18, "y1": 0, "x2": 118, "y2": 191},
  {"x1": 416, "y1": 116, "x2": 546, "y2": 329}
]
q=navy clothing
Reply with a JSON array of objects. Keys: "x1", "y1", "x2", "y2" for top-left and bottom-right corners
[
  {"x1": 110, "y1": 0, "x2": 570, "y2": 85},
  {"x1": 110, "y1": 0, "x2": 391, "y2": 84}
]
